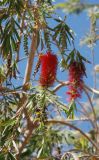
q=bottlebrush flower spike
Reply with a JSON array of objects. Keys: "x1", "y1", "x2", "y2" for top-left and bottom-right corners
[
  {"x1": 39, "y1": 51, "x2": 58, "y2": 87},
  {"x1": 67, "y1": 61, "x2": 86, "y2": 101}
]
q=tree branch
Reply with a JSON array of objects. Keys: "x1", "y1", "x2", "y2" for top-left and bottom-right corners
[
  {"x1": 53, "y1": 81, "x2": 69, "y2": 92},
  {"x1": 16, "y1": 120, "x2": 39, "y2": 159},
  {"x1": 53, "y1": 79, "x2": 99, "y2": 94},
  {"x1": 83, "y1": 88, "x2": 99, "y2": 144},
  {"x1": 84, "y1": 84, "x2": 99, "y2": 94},
  {"x1": 16, "y1": 3, "x2": 40, "y2": 158},
  {"x1": 46, "y1": 119, "x2": 99, "y2": 150},
  {"x1": 23, "y1": 30, "x2": 38, "y2": 84}
]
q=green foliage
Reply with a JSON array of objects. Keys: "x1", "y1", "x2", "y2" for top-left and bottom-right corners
[
  {"x1": 0, "y1": 0, "x2": 24, "y2": 58},
  {"x1": 23, "y1": 34, "x2": 28, "y2": 55},
  {"x1": 60, "y1": 49, "x2": 90, "y2": 71},
  {"x1": 0, "y1": 66, "x2": 6, "y2": 84},
  {"x1": 53, "y1": 18, "x2": 74, "y2": 54},
  {"x1": 28, "y1": 87, "x2": 68, "y2": 123},
  {"x1": 44, "y1": 29, "x2": 52, "y2": 51},
  {"x1": 67, "y1": 100, "x2": 77, "y2": 118},
  {"x1": 0, "y1": 118, "x2": 18, "y2": 159},
  {"x1": 33, "y1": 127, "x2": 61, "y2": 158},
  {"x1": 0, "y1": 17, "x2": 20, "y2": 58},
  {"x1": 0, "y1": 0, "x2": 24, "y2": 14},
  {"x1": 0, "y1": 0, "x2": 99, "y2": 159}
]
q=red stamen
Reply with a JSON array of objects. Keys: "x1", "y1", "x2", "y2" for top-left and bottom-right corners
[{"x1": 39, "y1": 51, "x2": 58, "y2": 87}]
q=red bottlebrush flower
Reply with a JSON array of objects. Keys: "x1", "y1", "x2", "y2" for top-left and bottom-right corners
[
  {"x1": 39, "y1": 51, "x2": 58, "y2": 87},
  {"x1": 67, "y1": 61, "x2": 86, "y2": 101}
]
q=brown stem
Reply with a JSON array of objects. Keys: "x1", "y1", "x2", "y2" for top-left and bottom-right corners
[
  {"x1": 53, "y1": 80, "x2": 69, "y2": 92},
  {"x1": 84, "y1": 84, "x2": 99, "y2": 94},
  {"x1": 54, "y1": 79, "x2": 99, "y2": 94},
  {"x1": 90, "y1": 14, "x2": 97, "y2": 89},
  {"x1": 83, "y1": 88, "x2": 98, "y2": 145},
  {"x1": 16, "y1": 10, "x2": 26, "y2": 63},
  {"x1": 16, "y1": 120, "x2": 39, "y2": 159},
  {"x1": 77, "y1": 100, "x2": 95, "y2": 129},
  {"x1": 16, "y1": 128, "x2": 33, "y2": 159},
  {"x1": 23, "y1": 30, "x2": 38, "y2": 84},
  {"x1": 84, "y1": 88, "x2": 97, "y2": 125},
  {"x1": 16, "y1": 25, "x2": 38, "y2": 159}
]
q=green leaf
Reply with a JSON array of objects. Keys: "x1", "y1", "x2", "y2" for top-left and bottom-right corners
[
  {"x1": 0, "y1": 153, "x2": 5, "y2": 160},
  {"x1": 54, "y1": 18, "x2": 62, "y2": 23},
  {"x1": 53, "y1": 23, "x2": 62, "y2": 30},
  {"x1": 37, "y1": 146, "x2": 44, "y2": 158},
  {"x1": 67, "y1": 101, "x2": 77, "y2": 118},
  {"x1": 44, "y1": 29, "x2": 51, "y2": 51},
  {"x1": 65, "y1": 24, "x2": 74, "y2": 40},
  {"x1": 1, "y1": 17, "x2": 20, "y2": 58},
  {"x1": 77, "y1": 51, "x2": 91, "y2": 63},
  {"x1": 23, "y1": 34, "x2": 28, "y2": 55},
  {"x1": 0, "y1": 118, "x2": 17, "y2": 128},
  {"x1": 36, "y1": 31, "x2": 40, "y2": 50},
  {"x1": 53, "y1": 21, "x2": 74, "y2": 54},
  {"x1": 8, "y1": 152, "x2": 16, "y2": 160}
]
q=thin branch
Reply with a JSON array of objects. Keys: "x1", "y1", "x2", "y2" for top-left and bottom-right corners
[
  {"x1": 16, "y1": 2, "x2": 39, "y2": 159},
  {"x1": 90, "y1": 11, "x2": 97, "y2": 89},
  {"x1": 55, "y1": 117, "x2": 94, "y2": 122},
  {"x1": 16, "y1": 10, "x2": 26, "y2": 62},
  {"x1": 16, "y1": 28, "x2": 38, "y2": 157},
  {"x1": 53, "y1": 79, "x2": 99, "y2": 94},
  {"x1": 77, "y1": 101, "x2": 95, "y2": 128},
  {"x1": 16, "y1": 128, "x2": 33, "y2": 159},
  {"x1": 84, "y1": 84, "x2": 99, "y2": 94},
  {"x1": 23, "y1": 30, "x2": 38, "y2": 84},
  {"x1": 83, "y1": 88, "x2": 99, "y2": 144},
  {"x1": 1, "y1": 81, "x2": 99, "y2": 96},
  {"x1": 18, "y1": 56, "x2": 29, "y2": 62},
  {"x1": 12, "y1": 99, "x2": 29, "y2": 119},
  {"x1": 53, "y1": 81, "x2": 69, "y2": 92},
  {"x1": 16, "y1": 120, "x2": 39, "y2": 159},
  {"x1": 83, "y1": 88, "x2": 97, "y2": 124},
  {"x1": 67, "y1": 149, "x2": 93, "y2": 156}
]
